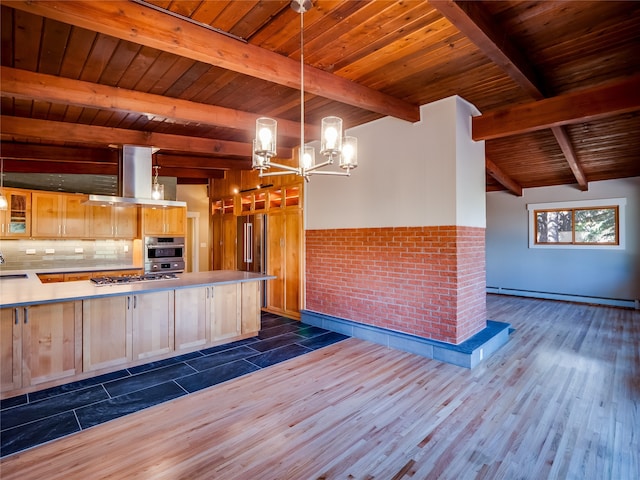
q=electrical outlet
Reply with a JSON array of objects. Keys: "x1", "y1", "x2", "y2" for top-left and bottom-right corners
[
  {"x1": 75, "y1": 248, "x2": 84, "y2": 253},
  {"x1": 45, "y1": 248, "x2": 55, "y2": 254},
  {"x1": 26, "y1": 249, "x2": 36, "y2": 255},
  {"x1": 123, "y1": 245, "x2": 129, "y2": 253},
  {"x1": 479, "y1": 348, "x2": 484, "y2": 361}
]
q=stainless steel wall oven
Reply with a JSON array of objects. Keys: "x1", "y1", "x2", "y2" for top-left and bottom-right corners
[{"x1": 144, "y1": 236, "x2": 185, "y2": 273}]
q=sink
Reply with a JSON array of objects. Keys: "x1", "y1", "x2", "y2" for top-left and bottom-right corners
[{"x1": 0, "y1": 274, "x2": 28, "y2": 280}]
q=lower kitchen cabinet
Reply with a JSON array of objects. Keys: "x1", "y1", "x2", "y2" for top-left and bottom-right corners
[
  {"x1": 174, "y1": 281, "x2": 261, "y2": 350},
  {"x1": 132, "y1": 291, "x2": 174, "y2": 361},
  {"x1": 82, "y1": 296, "x2": 132, "y2": 372},
  {"x1": 174, "y1": 287, "x2": 210, "y2": 351},
  {"x1": 0, "y1": 302, "x2": 82, "y2": 393},
  {"x1": 83, "y1": 291, "x2": 174, "y2": 371},
  {"x1": 212, "y1": 283, "x2": 241, "y2": 341}
]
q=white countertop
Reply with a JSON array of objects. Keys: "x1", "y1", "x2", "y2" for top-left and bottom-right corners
[{"x1": 0, "y1": 270, "x2": 275, "y2": 308}]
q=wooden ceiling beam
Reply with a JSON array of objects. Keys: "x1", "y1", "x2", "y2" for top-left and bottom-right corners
[
  {"x1": 473, "y1": 76, "x2": 640, "y2": 140},
  {"x1": 0, "y1": 67, "x2": 317, "y2": 140},
  {"x1": 155, "y1": 153, "x2": 251, "y2": 171},
  {"x1": 0, "y1": 159, "x2": 117, "y2": 175},
  {"x1": 0, "y1": 143, "x2": 118, "y2": 163},
  {"x1": 1, "y1": 115, "x2": 292, "y2": 160},
  {"x1": 485, "y1": 158, "x2": 522, "y2": 197},
  {"x1": 431, "y1": 0, "x2": 589, "y2": 191},
  {"x1": 7, "y1": 0, "x2": 420, "y2": 123},
  {"x1": 430, "y1": 0, "x2": 546, "y2": 100}
]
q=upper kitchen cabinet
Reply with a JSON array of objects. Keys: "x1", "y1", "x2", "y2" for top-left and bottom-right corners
[
  {"x1": 0, "y1": 188, "x2": 31, "y2": 238},
  {"x1": 142, "y1": 206, "x2": 186, "y2": 236},
  {"x1": 89, "y1": 205, "x2": 139, "y2": 239},
  {"x1": 268, "y1": 185, "x2": 301, "y2": 210},
  {"x1": 31, "y1": 192, "x2": 89, "y2": 238}
]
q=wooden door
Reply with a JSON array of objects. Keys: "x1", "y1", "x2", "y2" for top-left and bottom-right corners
[
  {"x1": 0, "y1": 308, "x2": 22, "y2": 393},
  {"x1": 284, "y1": 210, "x2": 302, "y2": 315},
  {"x1": 31, "y1": 192, "x2": 61, "y2": 237},
  {"x1": 89, "y1": 205, "x2": 115, "y2": 238},
  {"x1": 132, "y1": 291, "x2": 174, "y2": 361},
  {"x1": 212, "y1": 283, "x2": 240, "y2": 341},
  {"x1": 267, "y1": 211, "x2": 285, "y2": 311},
  {"x1": 22, "y1": 302, "x2": 82, "y2": 387},
  {"x1": 62, "y1": 194, "x2": 89, "y2": 238},
  {"x1": 115, "y1": 206, "x2": 138, "y2": 238},
  {"x1": 0, "y1": 188, "x2": 31, "y2": 238},
  {"x1": 222, "y1": 214, "x2": 237, "y2": 270},
  {"x1": 83, "y1": 296, "x2": 132, "y2": 372},
  {"x1": 241, "y1": 282, "x2": 261, "y2": 335},
  {"x1": 174, "y1": 287, "x2": 209, "y2": 351}
]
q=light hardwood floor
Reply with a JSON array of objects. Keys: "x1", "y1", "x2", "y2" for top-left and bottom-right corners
[{"x1": 1, "y1": 295, "x2": 638, "y2": 479}]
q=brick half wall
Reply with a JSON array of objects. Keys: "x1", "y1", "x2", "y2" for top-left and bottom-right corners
[{"x1": 305, "y1": 226, "x2": 486, "y2": 344}]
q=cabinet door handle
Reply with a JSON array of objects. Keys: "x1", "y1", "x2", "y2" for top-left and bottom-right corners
[
  {"x1": 127, "y1": 296, "x2": 131, "y2": 310},
  {"x1": 63, "y1": 225, "x2": 66, "y2": 235},
  {"x1": 24, "y1": 307, "x2": 29, "y2": 324},
  {"x1": 134, "y1": 295, "x2": 137, "y2": 309},
  {"x1": 14, "y1": 308, "x2": 19, "y2": 325},
  {"x1": 58, "y1": 225, "x2": 62, "y2": 235}
]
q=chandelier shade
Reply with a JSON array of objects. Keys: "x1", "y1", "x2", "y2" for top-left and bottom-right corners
[{"x1": 251, "y1": 0, "x2": 358, "y2": 180}]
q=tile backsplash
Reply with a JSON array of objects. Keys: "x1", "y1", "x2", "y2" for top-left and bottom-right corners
[{"x1": 0, "y1": 239, "x2": 134, "y2": 271}]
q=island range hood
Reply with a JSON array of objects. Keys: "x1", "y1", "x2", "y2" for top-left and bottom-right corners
[{"x1": 84, "y1": 145, "x2": 186, "y2": 207}]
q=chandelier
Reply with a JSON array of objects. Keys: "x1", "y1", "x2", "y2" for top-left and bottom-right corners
[{"x1": 252, "y1": 0, "x2": 358, "y2": 181}]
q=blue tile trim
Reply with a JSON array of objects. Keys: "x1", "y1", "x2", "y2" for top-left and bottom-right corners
[{"x1": 300, "y1": 310, "x2": 511, "y2": 369}]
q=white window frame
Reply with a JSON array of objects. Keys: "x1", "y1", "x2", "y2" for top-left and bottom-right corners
[{"x1": 527, "y1": 198, "x2": 626, "y2": 250}]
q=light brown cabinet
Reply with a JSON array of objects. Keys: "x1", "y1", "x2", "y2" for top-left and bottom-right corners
[
  {"x1": 267, "y1": 208, "x2": 302, "y2": 319},
  {"x1": 89, "y1": 205, "x2": 138, "y2": 238},
  {"x1": 31, "y1": 192, "x2": 89, "y2": 238},
  {"x1": 83, "y1": 291, "x2": 174, "y2": 371},
  {"x1": 142, "y1": 206, "x2": 186, "y2": 236},
  {"x1": 0, "y1": 188, "x2": 31, "y2": 238},
  {"x1": 174, "y1": 286, "x2": 210, "y2": 351},
  {"x1": 0, "y1": 302, "x2": 82, "y2": 393},
  {"x1": 82, "y1": 296, "x2": 132, "y2": 372},
  {"x1": 212, "y1": 283, "x2": 242, "y2": 341}
]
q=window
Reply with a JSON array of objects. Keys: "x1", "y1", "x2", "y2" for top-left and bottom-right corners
[{"x1": 528, "y1": 198, "x2": 626, "y2": 250}]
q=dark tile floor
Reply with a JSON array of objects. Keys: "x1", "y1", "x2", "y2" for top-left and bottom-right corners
[{"x1": 0, "y1": 313, "x2": 348, "y2": 458}]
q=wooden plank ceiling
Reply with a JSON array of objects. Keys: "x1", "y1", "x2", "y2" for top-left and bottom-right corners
[{"x1": 1, "y1": 0, "x2": 639, "y2": 193}]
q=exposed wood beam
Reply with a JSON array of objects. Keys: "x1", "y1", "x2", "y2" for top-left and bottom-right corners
[
  {"x1": 0, "y1": 158, "x2": 224, "y2": 179},
  {"x1": 0, "y1": 143, "x2": 247, "y2": 175},
  {"x1": 7, "y1": 0, "x2": 420, "y2": 123},
  {"x1": 550, "y1": 126, "x2": 588, "y2": 191},
  {"x1": 431, "y1": 0, "x2": 589, "y2": 190},
  {"x1": 0, "y1": 67, "x2": 317, "y2": 140},
  {"x1": 155, "y1": 153, "x2": 250, "y2": 171},
  {"x1": 472, "y1": 76, "x2": 640, "y2": 140},
  {"x1": 485, "y1": 158, "x2": 522, "y2": 196},
  {"x1": 0, "y1": 159, "x2": 117, "y2": 175},
  {"x1": 430, "y1": 0, "x2": 546, "y2": 100},
  {"x1": 0, "y1": 143, "x2": 117, "y2": 163},
  {"x1": 1, "y1": 116, "x2": 292, "y2": 159}
]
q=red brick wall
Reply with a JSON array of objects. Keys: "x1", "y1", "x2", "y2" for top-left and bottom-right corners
[{"x1": 305, "y1": 226, "x2": 486, "y2": 344}]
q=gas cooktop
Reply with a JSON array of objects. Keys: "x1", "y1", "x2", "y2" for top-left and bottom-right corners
[{"x1": 90, "y1": 272, "x2": 179, "y2": 286}]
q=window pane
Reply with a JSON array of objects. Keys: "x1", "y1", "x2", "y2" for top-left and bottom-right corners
[
  {"x1": 574, "y1": 208, "x2": 617, "y2": 244},
  {"x1": 536, "y1": 210, "x2": 572, "y2": 243}
]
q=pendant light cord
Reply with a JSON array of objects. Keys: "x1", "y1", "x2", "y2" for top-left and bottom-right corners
[{"x1": 300, "y1": 8, "x2": 305, "y2": 155}]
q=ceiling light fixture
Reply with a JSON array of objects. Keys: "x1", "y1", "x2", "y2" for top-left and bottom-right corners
[
  {"x1": 151, "y1": 165, "x2": 164, "y2": 200},
  {"x1": 252, "y1": 0, "x2": 358, "y2": 181},
  {"x1": 0, "y1": 159, "x2": 8, "y2": 211}
]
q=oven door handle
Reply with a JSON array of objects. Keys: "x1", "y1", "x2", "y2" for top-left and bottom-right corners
[{"x1": 147, "y1": 244, "x2": 185, "y2": 248}]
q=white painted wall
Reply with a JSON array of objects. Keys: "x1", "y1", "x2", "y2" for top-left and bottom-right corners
[
  {"x1": 305, "y1": 96, "x2": 486, "y2": 230},
  {"x1": 486, "y1": 177, "x2": 640, "y2": 302}
]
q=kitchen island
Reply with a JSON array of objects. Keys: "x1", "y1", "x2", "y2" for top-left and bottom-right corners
[{"x1": 0, "y1": 270, "x2": 274, "y2": 398}]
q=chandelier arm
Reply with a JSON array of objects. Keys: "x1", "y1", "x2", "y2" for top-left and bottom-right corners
[
  {"x1": 266, "y1": 161, "x2": 301, "y2": 173},
  {"x1": 305, "y1": 170, "x2": 351, "y2": 177},
  {"x1": 303, "y1": 159, "x2": 333, "y2": 173},
  {"x1": 259, "y1": 170, "x2": 301, "y2": 178}
]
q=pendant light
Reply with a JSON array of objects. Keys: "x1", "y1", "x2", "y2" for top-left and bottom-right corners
[
  {"x1": 151, "y1": 165, "x2": 164, "y2": 200},
  {"x1": 252, "y1": 0, "x2": 358, "y2": 180}
]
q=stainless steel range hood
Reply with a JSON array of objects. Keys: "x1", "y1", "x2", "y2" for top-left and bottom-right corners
[{"x1": 84, "y1": 145, "x2": 186, "y2": 207}]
